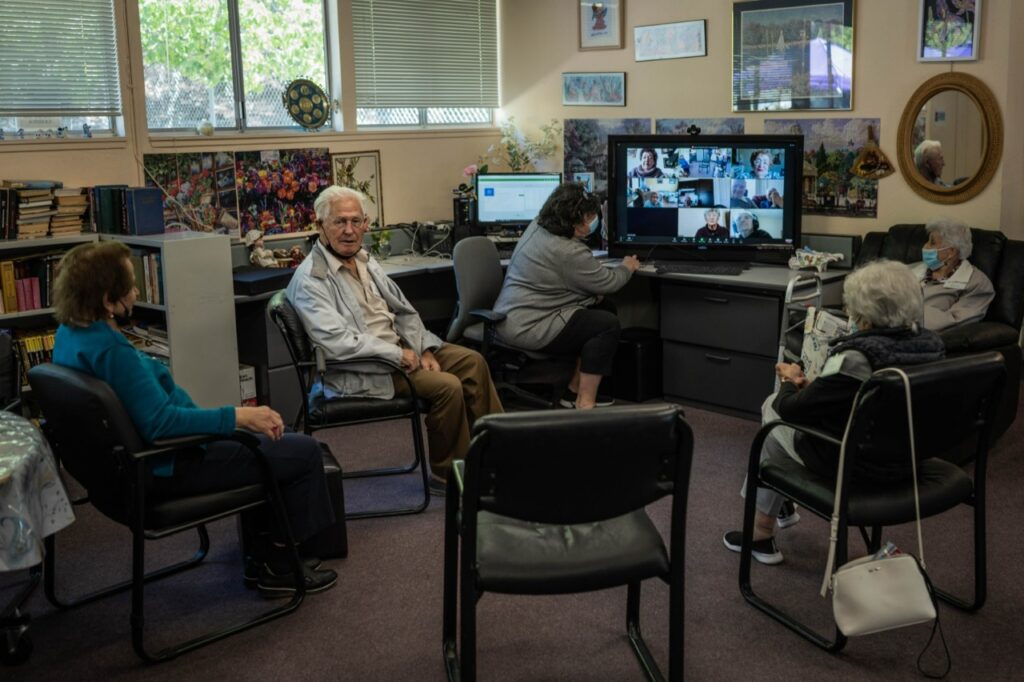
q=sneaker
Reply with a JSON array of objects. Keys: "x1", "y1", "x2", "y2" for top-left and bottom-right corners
[
  {"x1": 722, "y1": 530, "x2": 784, "y2": 565},
  {"x1": 243, "y1": 556, "x2": 322, "y2": 588},
  {"x1": 257, "y1": 565, "x2": 338, "y2": 597},
  {"x1": 559, "y1": 389, "x2": 615, "y2": 409},
  {"x1": 777, "y1": 500, "x2": 801, "y2": 529}
]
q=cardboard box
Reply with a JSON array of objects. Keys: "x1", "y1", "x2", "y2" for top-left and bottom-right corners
[{"x1": 239, "y1": 364, "x2": 257, "y2": 406}]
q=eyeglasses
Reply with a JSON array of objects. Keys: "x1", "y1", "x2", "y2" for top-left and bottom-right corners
[{"x1": 325, "y1": 215, "x2": 367, "y2": 229}]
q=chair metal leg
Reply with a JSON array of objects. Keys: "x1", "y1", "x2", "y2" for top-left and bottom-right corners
[
  {"x1": 343, "y1": 411, "x2": 431, "y2": 520},
  {"x1": 44, "y1": 526, "x2": 209, "y2": 610},
  {"x1": 626, "y1": 582, "x2": 666, "y2": 682},
  {"x1": 459, "y1": 557, "x2": 477, "y2": 681},
  {"x1": 934, "y1": 495, "x2": 986, "y2": 611},
  {"x1": 738, "y1": 456, "x2": 847, "y2": 652},
  {"x1": 442, "y1": 477, "x2": 461, "y2": 681}
]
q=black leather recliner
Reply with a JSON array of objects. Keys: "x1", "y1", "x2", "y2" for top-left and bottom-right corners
[{"x1": 856, "y1": 224, "x2": 1024, "y2": 442}]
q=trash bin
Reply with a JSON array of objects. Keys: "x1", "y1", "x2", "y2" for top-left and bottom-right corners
[{"x1": 609, "y1": 327, "x2": 662, "y2": 403}]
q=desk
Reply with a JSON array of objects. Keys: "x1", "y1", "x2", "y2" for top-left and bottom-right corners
[{"x1": 235, "y1": 253, "x2": 845, "y2": 420}]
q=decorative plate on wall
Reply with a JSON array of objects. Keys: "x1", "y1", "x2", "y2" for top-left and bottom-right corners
[{"x1": 281, "y1": 78, "x2": 329, "y2": 130}]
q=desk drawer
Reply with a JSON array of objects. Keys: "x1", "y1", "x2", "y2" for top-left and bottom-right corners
[
  {"x1": 663, "y1": 341, "x2": 775, "y2": 414},
  {"x1": 661, "y1": 284, "x2": 779, "y2": 356}
]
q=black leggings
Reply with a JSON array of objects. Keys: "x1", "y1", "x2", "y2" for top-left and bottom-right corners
[{"x1": 540, "y1": 301, "x2": 621, "y2": 376}]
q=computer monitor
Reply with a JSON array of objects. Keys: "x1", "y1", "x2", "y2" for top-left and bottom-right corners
[
  {"x1": 608, "y1": 134, "x2": 803, "y2": 264},
  {"x1": 474, "y1": 172, "x2": 562, "y2": 232}
]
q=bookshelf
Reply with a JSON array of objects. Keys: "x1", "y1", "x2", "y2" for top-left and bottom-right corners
[{"x1": 102, "y1": 232, "x2": 240, "y2": 408}]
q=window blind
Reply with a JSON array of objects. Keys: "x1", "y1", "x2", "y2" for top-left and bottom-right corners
[
  {"x1": 0, "y1": 0, "x2": 122, "y2": 116},
  {"x1": 352, "y1": 0, "x2": 498, "y2": 109}
]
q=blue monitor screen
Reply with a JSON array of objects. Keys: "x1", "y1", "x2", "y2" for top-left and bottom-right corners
[{"x1": 475, "y1": 173, "x2": 562, "y2": 227}]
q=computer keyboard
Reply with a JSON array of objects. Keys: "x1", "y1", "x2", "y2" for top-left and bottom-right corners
[{"x1": 653, "y1": 261, "x2": 749, "y2": 276}]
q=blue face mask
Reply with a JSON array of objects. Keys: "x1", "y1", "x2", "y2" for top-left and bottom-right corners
[
  {"x1": 589, "y1": 214, "x2": 601, "y2": 235},
  {"x1": 921, "y1": 247, "x2": 945, "y2": 271},
  {"x1": 848, "y1": 318, "x2": 859, "y2": 334}
]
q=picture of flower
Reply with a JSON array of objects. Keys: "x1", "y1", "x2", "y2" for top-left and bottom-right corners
[
  {"x1": 143, "y1": 151, "x2": 241, "y2": 238},
  {"x1": 236, "y1": 147, "x2": 330, "y2": 238},
  {"x1": 331, "y1": 151, "x2": 383, "y2": 229},
  {"x1": 919, "y1": 0, "x2": 980, "y2": 61}
]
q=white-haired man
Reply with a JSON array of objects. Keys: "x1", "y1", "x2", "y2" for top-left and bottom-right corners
[
  {"x1": 914, "y1": 139, "x2": 947, "y2": 186},
  {"x1": 911, "y1": 218, "x2": 994, "y2": 331},
  {"x1": 286, "y1": 186, "x2": 503, "y2": 489}
]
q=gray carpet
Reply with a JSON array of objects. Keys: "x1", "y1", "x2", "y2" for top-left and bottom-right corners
[{"x1": 3, "y1": 399, "x2": 1023, "y2": 681}]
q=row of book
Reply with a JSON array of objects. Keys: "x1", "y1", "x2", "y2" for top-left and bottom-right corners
[
  {"x1": 129, "y1": 249, "x2": 165, "y2": 305},
  {"x1": 0, "y1": 253, "x2": 61, "y2": 314},
  {"x1": 11, "y1": 328, "x2": 56, "y2": 389},
  {"x1": 0, "y1": 179, "x2": 165, "y2": 241}
]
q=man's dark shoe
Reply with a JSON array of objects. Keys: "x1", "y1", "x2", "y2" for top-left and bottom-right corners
[
  {"x1": 244, "y1": 556, "x2": 322, "y2": 588},
  {"x1": 722, "y1": 530, "x2": 783, "y2": 565},
  {"x1": 257, "y1": 565, "x2": 338, "y2": 597}
]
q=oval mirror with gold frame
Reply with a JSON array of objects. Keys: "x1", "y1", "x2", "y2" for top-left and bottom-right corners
[{"x1": 897, "y1": 72, "x2": 1002, "y2": 204}]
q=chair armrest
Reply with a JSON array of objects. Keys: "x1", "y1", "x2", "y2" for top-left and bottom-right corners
[
  {"x1": 469, "y1": 309, "x2": 506, "y2": 325},
  {"x1": 758, "y1": 419, "x2": 843, "y2": 449},
  {"x1": 940, "y1": 321, "x2": 1019, "y2": 354},
  {"x1": 312, "y1": 347, "x2": 419, "y2": 401},
  {"x1": 132, "y1": 429, "x2": 262, "y2": 461},
  {"x1": 452, "y1": 459, "x2": 465, "y2": 496}
]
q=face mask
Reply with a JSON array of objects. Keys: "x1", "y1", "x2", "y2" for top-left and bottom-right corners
[
  {"x1": 111, "y1": 299, "x2": 132, "y2": 327},
  {"x1": 319, "y1": 234, "x2": 357, "y2": 261},
  {"x1": 848, "y1": 318, "x2": 859, "y2": 334},
  {"x1": 921, "y1": 247, "x2": 945, "y2": 271},
  {"x1": 588, "y1": 214, "x2": 601, "y2": 235}
]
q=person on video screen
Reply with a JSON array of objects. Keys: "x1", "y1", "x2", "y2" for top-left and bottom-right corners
[
  {"x1": 628, "y1": 148, "x2": 665, "y2": 179},
  {"x1": 694, "y1": 208, "x2": 727, "y2": 240},
  {"x1": 730, "y1": 180, "x2": 756, "y2": 209},
  {"x1": 754, "y1": 187, "x2": 784, "y2": 209},
  {"x1": 643, "y1": 191, "x2": 662, "y2": 208},
  {"x1": 733, "y1": 212, "x2": 772, "y2": 242}
]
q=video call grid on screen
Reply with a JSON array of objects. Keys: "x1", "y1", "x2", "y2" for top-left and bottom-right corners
[
  {"x1": 622, "y1": 145, "x2": 789, "y2": 244},
  {"x1": 475, "y1": 173, "x2": 562, "y2": 224}
]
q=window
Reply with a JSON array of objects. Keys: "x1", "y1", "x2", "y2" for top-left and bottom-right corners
[
  {"x1": 0, "y1": 0, "x2": 121, "y2": 138},
  {"x1": 139, "y1": 0, "x2": 332, "y2": 132},
  {"x1": 352, "y1": 0, "x2": 497, "y2": 128}
]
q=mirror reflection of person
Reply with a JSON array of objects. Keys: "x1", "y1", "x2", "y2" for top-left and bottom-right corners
[
  {"x1": 694, "y1": 208, "x2": 727, "y2": 239},
  {"x1": 627, "y1": 148, "x2": 664, "y2": 179},
  {"x1": 730, "y1": 179, "x2": 756, "y2": 208},
  {"x1": 914, "y1": 140, "x2": 948, "y2": 187},
  {"x1": 910, "y1": 218, "x2": 994, "y2": 331},
  {"x1": 733, "y1": 212, "x2": 772, "y2": 241}
]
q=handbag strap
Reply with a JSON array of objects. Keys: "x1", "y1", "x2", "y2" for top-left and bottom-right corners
[{"x1": 820, "y1": 366, "x2": 926, "y2": 596}]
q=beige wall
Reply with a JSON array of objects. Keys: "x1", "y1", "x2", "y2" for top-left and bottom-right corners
[{"x1": 500, "y1": 0, "x2": 1020, "y2": 238}]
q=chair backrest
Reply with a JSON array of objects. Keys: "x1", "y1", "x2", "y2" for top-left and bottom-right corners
[
  {"x1": 446, "y1": 236, "x2": 505, "y2": 342},
  {"x1": 268, "y1": 290, "x2": 315, "y2": 365},
  {"x1": 27, "y1": 363, "x2": 148, "y2": 521},
  {"x1": 843, "y1": 352, "x2": 1005, "y2": 482},
  {"x1": 855, "y1": 224, "x2": 1024, "y2": 328},
  {"x1": 463, "y1": 404, "x2": 692, "y2": 525}
]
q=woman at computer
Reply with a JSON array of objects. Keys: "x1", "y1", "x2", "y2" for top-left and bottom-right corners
[
  {"x1": 493, "y1": 183, "x2": 640, "y2": 409},
  {"x1": 694, "y1": 208, "x2": 727, "y2": 240},
  {"x1": 50, "y1": 241, "x2": 338, "y2": 596}
]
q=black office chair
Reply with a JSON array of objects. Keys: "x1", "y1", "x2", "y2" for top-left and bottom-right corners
[
  {"x1": 446, "y1": 236, "x2": 574, "y2": 409},
  {"x1": 27, "y1": 363, "x2": 306, "y2": 663},
  {"x1": 739, "y1": 352, "x2": 1005, "y2": 652},
  {"x1": 443, "y1": 404, "x2": 693, "y2": 681},
  {"x1": 267, "y1": 290, "x2": 430, "y2": 519}
]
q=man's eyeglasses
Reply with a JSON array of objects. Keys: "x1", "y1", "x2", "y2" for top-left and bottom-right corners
[{"x1": 325, "y1": 216, "x2": 367, "y2": 229}]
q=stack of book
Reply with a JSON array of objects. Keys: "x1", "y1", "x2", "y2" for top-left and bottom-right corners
[
  {"x1": 0, "y1": 179, "x2": 63, "y2": 240},
  {"x1": 51, "y1": 188, "x2": 89, "y2": 236}
]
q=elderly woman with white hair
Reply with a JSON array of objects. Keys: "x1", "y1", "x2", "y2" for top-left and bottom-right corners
[
  {"x1": 911, "y1": 217, "x2": 995, "y2": 331},
  {"x1": 914, "y1": 139, "x2": 947, "y2": 186},
  {"x1": 723, "y1": 260, "x2": 945, "y2": 565}
]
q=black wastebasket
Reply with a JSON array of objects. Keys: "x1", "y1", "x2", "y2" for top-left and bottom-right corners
[{"x1": 609, "y1": 327, "x2": 662, "y2": 403}]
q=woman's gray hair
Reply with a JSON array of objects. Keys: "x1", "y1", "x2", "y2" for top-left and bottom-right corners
[
  {"x1": 703, "y1": 207, "x2": 720, "y2": 221},
  {"x1": 926, "y1": 217, "x2": 973, "y2": 260},
  {"x1": 843, "y1": 259, "x2": 923, "y2": 329},
  {"x1": 914, "y1": 140, "x2": 941, "y2": 173},
  {"x1": 314, "y1": 185, "x2": 368, "y2": 221}
]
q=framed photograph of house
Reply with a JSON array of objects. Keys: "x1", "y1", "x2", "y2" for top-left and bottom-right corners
[
  {"x1": 331, "y1": 150, "x2": 383, "y2": 229},
  {"x1": 918, "y1": 0, "x2": 980, "y2": 61},
  {"x1": 562, "y1": 72, "x2": 626, "y2": 107},
  {"x1": 634, "y1": 20, "x2": 707, "y2": 62},
  {"x1": 732, "y1": 0, "x2": 855, "y2": 112},
  {"x1": 579, "y1": 0, "x2": 624, "y2": 50}
]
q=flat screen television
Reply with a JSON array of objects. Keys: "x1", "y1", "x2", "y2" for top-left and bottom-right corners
[
  {"x1": 474, "y1": 172, "x2": 562, "y2": 233},
  {"x1": 607, "y1": 134, "x2": 803, "y2": 264}
]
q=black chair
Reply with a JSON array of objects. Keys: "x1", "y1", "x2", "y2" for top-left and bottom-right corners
[
  {"x1": 443, "y1": 404, "x2": 693, "y2": 681},
  {"x1": 267, "y1": 290, "x2": 430, "y2": 519},
  {"x1": 446, "y1": 236, "x2": 574, "y2": 409},
  {"x1": 857, "y1": 224, "x2": 1024, "y2": 441},
  {"x1": 739, "y1": 352, "x2": 1005, "y2": 652},
  {"x1": 27, "y1": 363, "x2": 306, "y2": 663}
]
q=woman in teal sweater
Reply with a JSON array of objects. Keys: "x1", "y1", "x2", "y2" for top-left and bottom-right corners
[{"x1": 51, "y1": 241, "x2": 336, "y2": 596}]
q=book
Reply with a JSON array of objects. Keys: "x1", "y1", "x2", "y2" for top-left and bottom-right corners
[
  {"x1": 1, "y1": 179, "x2": 63, "y2": 189},
  {"x1": 93, "y1": 184, "x2": 128, "y2": 234},
  {"x1": 0, "y1": 261, "x2": 17, "y2": 312},
  {"x1": 125, "y1": 187, "x2": 165, "y2": 235}
]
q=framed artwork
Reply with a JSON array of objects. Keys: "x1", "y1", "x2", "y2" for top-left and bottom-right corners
[
  {"x1": 634, "y1": 20, "x2": 707, "y2": 62},
  {"x1": 579, "y1": 0, "x2": 624, "y2": 50},
  {"x1": 569, "y1": 172, "x2": 596, "y2": 192},
  {"x1": 732, "y1": 0, "x2": 854, "y2": 112},
  {"x1": 331, "y1": 150, "x2": 383, "y2": 229},
  {"x1": 562, "y1": 72, "x2": 626, "y2": 107},
  {"x1": 918, "y1": 0, "x2": 980, "y2": 61}
]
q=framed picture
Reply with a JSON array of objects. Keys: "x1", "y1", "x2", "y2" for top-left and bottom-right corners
[
  {"x1": 562, "y1": 72, "x2": 626, "y2": 107},
  {"x1": 331, "y1": 150, "x2": 383, "y2": 229},
  {"x1": 579, "y1": 0, "x2": 624, "y2": 50},
  {"x1": 918, "y1": 0, "x2": 980, "y2": 61},
  {"x1": 634, "y1": 20, "x2": 707, "y2": 62},
  {"x1": 569, "y1": 172, "x2": 596, "y2": 192},
  {"x1": 732, "y1": 0, "x2": 854, "y2": 112}
]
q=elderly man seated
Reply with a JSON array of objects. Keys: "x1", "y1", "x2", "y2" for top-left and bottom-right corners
[
  {"x1": 286, "y1": 186, "x2": 503, "y2": 490},
  {"x1": 911, "y1": 217, "x2": 995, "y2": 332}
]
